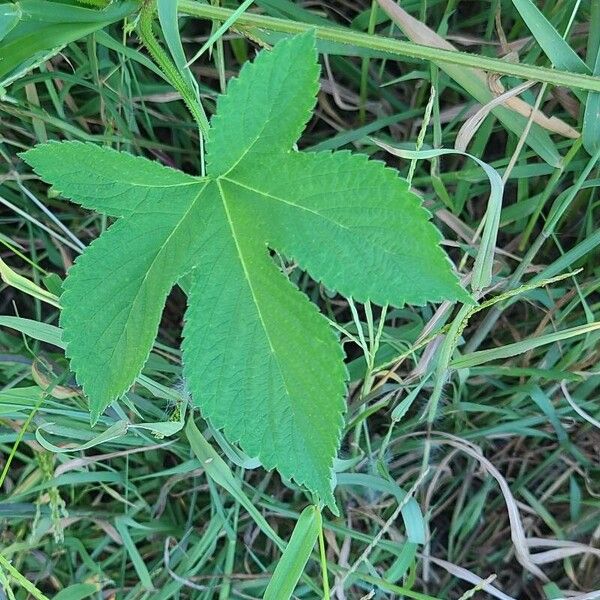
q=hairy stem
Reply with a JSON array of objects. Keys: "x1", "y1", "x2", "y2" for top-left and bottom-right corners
[
  {"x1": 138, "y1": 0, "x2": 210, "y2": 139},
  {"x1": 178, "y1": 1, "x2": 600, "y2": 92}
]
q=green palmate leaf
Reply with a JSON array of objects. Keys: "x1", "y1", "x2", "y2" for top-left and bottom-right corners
[{"x1": 21, "y1": 32, "x2": 469, "y2": 505}]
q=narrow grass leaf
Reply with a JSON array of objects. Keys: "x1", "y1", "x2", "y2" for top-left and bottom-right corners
[
  {"x1": 157, "y1": 0, "x2": 201, "y2": 102},
  {"x1": 0, "y1": 316, "x2": 63, "y2": 348},
  {"x1": 0, "y1": 1, "x2": 135, "y2": 86},
  {"x1": 528, "y1": 386, "x2": 568, "y2": 445},
  {"x1": 0, "y1": 556, "x2": 50, "y2": 600},
  {"x1": 543, "y1": 146, "x2": 600, "y2": 235},
  {"x1": 94, "y1": 30, "x2": 166, "y2": 78},
  {"x1": 529, "y1": 229, "x2": 600, "y2": 283},
  {"x1": 583, "y1": 45, "x2": 600, "y2": 155},
  {"x1": 336, "y1": 473, "x2": 425, "y2": 543},
  {"x1": 130, "y1": 415, "x2": 185, "y2": 437},
  {"x1": 384, "y1": 542, "x2": 418, "y2": 583},
  {"x1": 263, "y1": 505, "x2": 321, "y2": 600},
  {"x1": 35, "y1": 420, "x2": 129, "y2": 453},
  {"x1": 185, "y1": 0, "x2": 255, "y2": 65},
  {"x1": 53, "y1": 584, "x2": 97, "y2": 600},
  {"x1": 114, "y1": 517, "x2": 154, "y2": 591},
  {"x1": 0, "y1": 259, "x2": 60, "y2": 308},
  {"x1": 511, "y1": 0, "x2": 589, "y2": 76},
  {"x1": 452, "y1": 322, "x2": 600, "y2": 369},
  {"x1": 185, "y1": 419, "x2": 285, "y2": 550},
  {"x1": 392, "y1": 376, "x2": 430, "y2": 422},
  {"x1": 352, "y1": 573, "x2": 444, "y2": 600}
]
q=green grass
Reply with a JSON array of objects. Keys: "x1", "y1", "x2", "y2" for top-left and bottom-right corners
[{"x1": 1, "y1": 0, "x2": 600, "y2": 599}]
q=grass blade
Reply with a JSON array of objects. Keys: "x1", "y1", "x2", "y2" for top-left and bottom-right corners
[
  {"x1": 185, "y1": 418, "x2": 285, "y2": 550},
  {"x1": 452, "y1": 322, "x2": 600, "y2": 369},
  {"x1": 263, "y1": 505, "x2": 321, "y2": 600},
  {"x1": 583, "y1": 44, "x2": 600, "y2": 155},
  {"x1": 114, "y1": 518, "x2": 154, "y2": 591},
  {"x1": 53, "y1": 584, "x2": 97, "y2": 600},
  {"x1": 0, "y1": 316, "x2": 63, "y2": 348},
  {"x1": 157, "y1": 0, "x2": 201, "y2": 102},
  {"x1": 511, "y1": 0, "x2": 589, "y2": 76}
]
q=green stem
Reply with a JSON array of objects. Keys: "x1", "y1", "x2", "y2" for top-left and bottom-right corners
[
  {"x1": 427, "y1": 303, "x2": 473, "y2": 425},
  {"x1": 139, "y1": 0, "x2": 210, "y2": 139},
  {"x1": 543, "y1": 145, "x2": 600, "y2": 235},
  {"x1": 0, "y1": 556, "x2": 50, "y2": 600},
  {"x1": 0, "y1": 394, "x2": 45, "y2": 489},
  {"x1": 519, "y1": 138, "x2": 583, "y2": 251},
  {"x1": 358, "y1": 0, "x2": 379, "y2": 124},
  {"x1": 177, "y1": 1, "x2": 600, "y2": 92},
  {"x1": 317, "y1": 516, "x2": 330, "y2": 599}
]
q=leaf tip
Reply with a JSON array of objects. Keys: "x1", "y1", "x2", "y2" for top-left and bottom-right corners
[
  {"x1": 456, "y1": 284, "x2": 477, "y2": 306},
  {"x1": 89, "y1": 404, "x2": 102, "y2": 427},
  {"x1": 322, "y1": 489, "x2": 340, "y2": 516}
]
